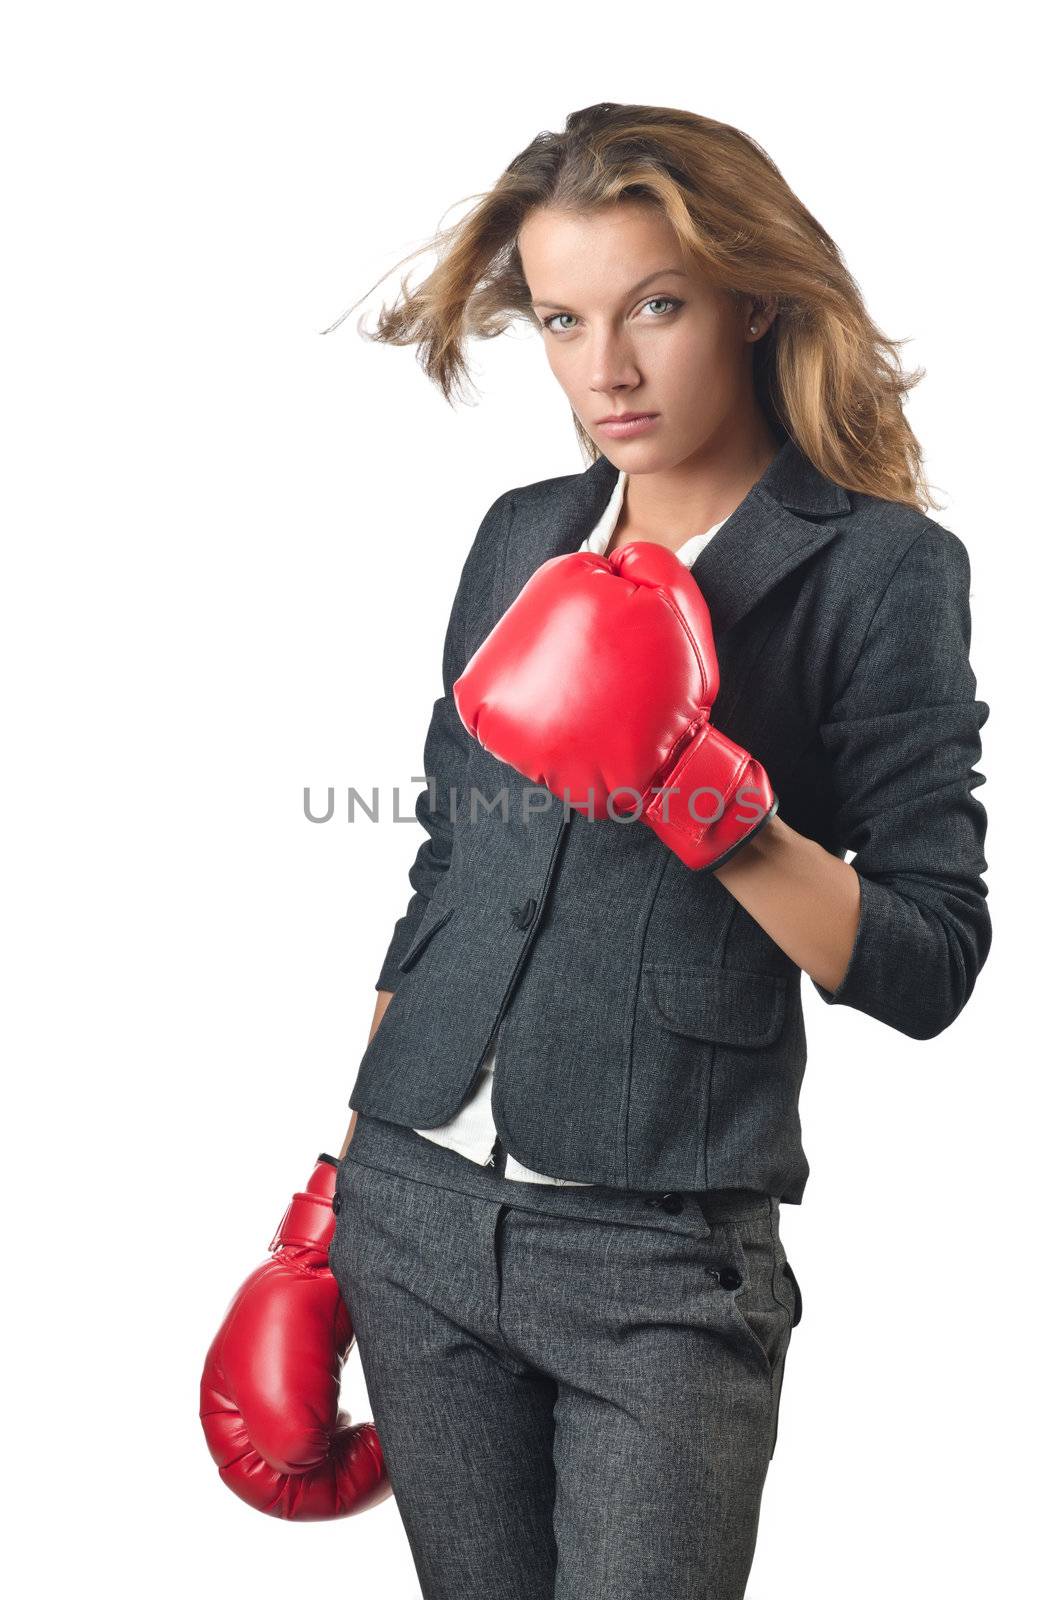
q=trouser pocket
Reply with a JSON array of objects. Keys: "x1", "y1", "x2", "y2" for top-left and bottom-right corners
[
  {"x1": 712, "y1": 1207, "x2": 799, "y2": 1460},
  {"x1": 782, "y1": 1258, "x2": 803, "y2": 1327}
]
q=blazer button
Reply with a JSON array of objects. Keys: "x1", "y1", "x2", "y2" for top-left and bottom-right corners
[
  {"x1": 510, "y1": 896, "x2": 537, "y2": 930},
  {"x1": 718, "y1": 1266, "x2": 742, "y2": 1290},
  {"x1": 332, "y1": 1192, "x2": 342, "y2": 1215},
  {"x1": 644, "y1": 1192, "x2": 684, "y2": 1214}
]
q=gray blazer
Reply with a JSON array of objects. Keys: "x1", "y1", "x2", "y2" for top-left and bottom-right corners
[{"x1": 346, "y1": 435, "x2": 991, "y2": 1201}]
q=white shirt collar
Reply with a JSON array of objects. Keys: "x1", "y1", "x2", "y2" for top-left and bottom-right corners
[{"x1": 578, "y1": 468, "x2": 728, "y2": 569}]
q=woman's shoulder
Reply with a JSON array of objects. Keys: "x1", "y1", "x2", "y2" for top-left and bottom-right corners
[
  {"x1": 462, "y1": 464, "x2": 604, "y2": 569},
  {"x1": 812, "y1": 492, "x2": 978, "y2": 698},
  {"x1": 465, "y1": 462, "x2": 587, "y2": 542},
  {"x1": 827, "y1": 489, "x2": 973, "y2": 594}
]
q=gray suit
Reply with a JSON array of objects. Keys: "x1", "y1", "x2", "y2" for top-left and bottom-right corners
[{"x1": 346, "y1": 435, "x2": 991, "y2": 1201}]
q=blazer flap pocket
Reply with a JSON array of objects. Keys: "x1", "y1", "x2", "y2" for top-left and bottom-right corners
[
  {"x1": 397, "y1": 904, "x2": 455, "y2": 973},
  {"x1": 645, "y1": 965, "x2": 787, "y2": 1046}
]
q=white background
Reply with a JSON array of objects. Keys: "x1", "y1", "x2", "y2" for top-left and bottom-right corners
[{"x1": 3, "y1": 2, "x2": 1055, "y2": 1595}]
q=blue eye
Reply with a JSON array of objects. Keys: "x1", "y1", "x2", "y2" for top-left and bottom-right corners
[
  {"x1": 642, "y1": 296, "x2": 681, "y2": 318},
  {"x1": 541, "y1": 296, "x2": 682, "y2": 336}
]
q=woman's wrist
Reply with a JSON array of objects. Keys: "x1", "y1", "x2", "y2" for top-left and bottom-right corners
[{"x1": 712, "y1": 806, "x2": 788, "y2": 879}]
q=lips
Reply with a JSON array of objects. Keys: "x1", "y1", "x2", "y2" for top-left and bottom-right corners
[
  {"x1": 595, "y1": 413, "x2": 661, "y2": 439},
  {"x1": 596, "y1": 412, "x2": 657, "y2": 423}
]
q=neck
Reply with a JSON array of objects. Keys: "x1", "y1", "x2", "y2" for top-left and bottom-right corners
[{"x1": 617, "y1": 417, "x2": 783, "y2": 545}]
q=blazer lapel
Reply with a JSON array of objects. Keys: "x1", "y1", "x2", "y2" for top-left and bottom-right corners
[
  {"x1": 495, "y1": 452, "x2": 618, "y2": 621},
  {"x1": 499, "y1": 434, "x2": 852, "y2": 636}
]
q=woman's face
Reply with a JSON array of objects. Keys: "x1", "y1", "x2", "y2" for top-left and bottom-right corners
[{"x1": 518, "y1": 202, "x2": 771, "y2": 471}]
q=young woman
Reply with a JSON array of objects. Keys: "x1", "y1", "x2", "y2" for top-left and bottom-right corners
[{"x1": 304, "y1": 104, "x2": 990, "y2": 1593}]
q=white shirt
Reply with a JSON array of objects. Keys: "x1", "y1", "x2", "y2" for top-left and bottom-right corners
[{"x1": 413, "y1": 467, "x2": 729, "y2": 1183}]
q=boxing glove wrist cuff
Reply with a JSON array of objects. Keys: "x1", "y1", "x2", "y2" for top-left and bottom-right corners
[
  {"x1": 268, "y1": 1156, "x2": 340, "y2": 1254},
  {"x1": 644, "y1": 718, "x2": 777, "y2": 871}
]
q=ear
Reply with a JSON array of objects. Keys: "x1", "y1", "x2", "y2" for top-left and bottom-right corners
[{"x1": 748, "y1": 295, "x2": 780, "y2": 339}]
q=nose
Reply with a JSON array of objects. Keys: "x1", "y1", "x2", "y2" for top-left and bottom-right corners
[{"x1": 586, "y1": 331, "x2": 640, "y2": 396}]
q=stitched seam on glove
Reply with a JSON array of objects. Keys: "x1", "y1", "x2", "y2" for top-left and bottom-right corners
[
  {"x1": 641, "y1": 707, "x2": 711, "y2": 806},
  {"x1": 652, "y1": 586, "x2": 712, "y2": 704}
]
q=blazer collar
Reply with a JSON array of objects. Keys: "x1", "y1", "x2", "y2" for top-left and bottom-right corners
[{"x1": 502, "y1": 433, "x2": 852, "y2": 636}]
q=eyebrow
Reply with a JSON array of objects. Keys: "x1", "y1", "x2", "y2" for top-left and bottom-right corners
[{"x1": 530, "y1": 268, "x2": 689, "y2": 311}]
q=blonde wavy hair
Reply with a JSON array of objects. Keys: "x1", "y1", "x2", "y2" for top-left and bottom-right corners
[{"x1": 326, "y1": 102, "x2": 937, "y2": 511}]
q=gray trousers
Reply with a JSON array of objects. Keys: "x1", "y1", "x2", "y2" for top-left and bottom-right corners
[{"x1": 329, "y1": 1112, "x2": 802, "y2": 1600}]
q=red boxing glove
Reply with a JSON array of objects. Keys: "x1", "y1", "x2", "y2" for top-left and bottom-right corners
[
  {"x1": 454, "y1": 540, "x2": 777, "y2": 870},
  {"x1": 199, "y1": 1154, "x2": 391, "y2": 1520}
]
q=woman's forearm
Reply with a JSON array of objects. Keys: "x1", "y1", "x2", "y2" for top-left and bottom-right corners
[
  {"x1": 337, "y1": 989, "x2": 395, "y2": 1158},
  {"x1": 713, "y1": 813, "x2": 861, "y2": 995}
]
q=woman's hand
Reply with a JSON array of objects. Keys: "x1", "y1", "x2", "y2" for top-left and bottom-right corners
[
  {"x1": 453, "y1": 541, "x2": 776, "y2": 870},
  {"x1": 199, "y1": 1153, "x2": 391, "y2": 1519}
]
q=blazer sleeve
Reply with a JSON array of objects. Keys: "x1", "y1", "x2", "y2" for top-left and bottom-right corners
[
  {"x1": 811, "y1": 521, "x2": 991, "y2": 1039},
  {"x1": 374, "y1": 490, "x2": 512, "y2": 993}
]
